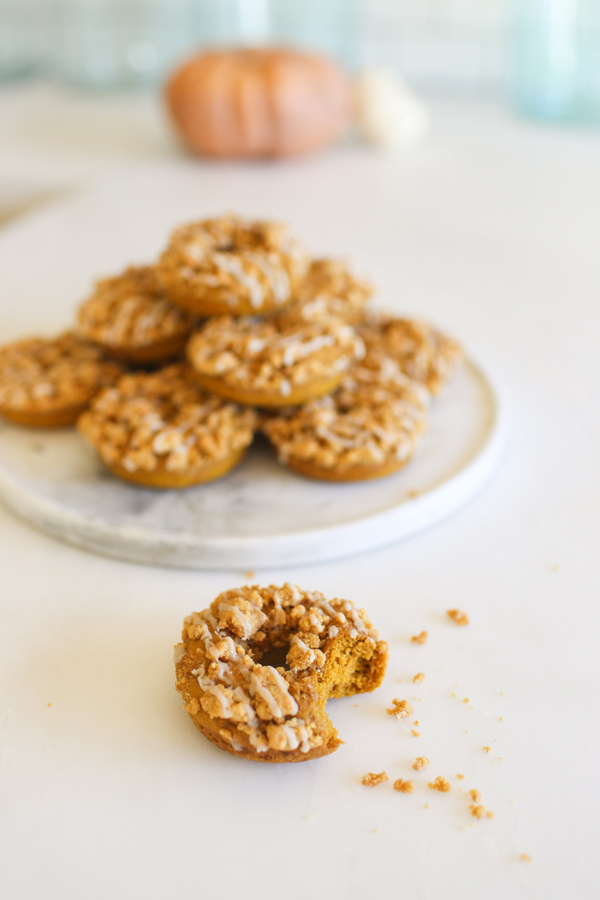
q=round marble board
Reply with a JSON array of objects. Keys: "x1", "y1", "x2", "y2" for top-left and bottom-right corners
[{"x1": 0, "y1": 357, "x2": 506, "y2": 569}]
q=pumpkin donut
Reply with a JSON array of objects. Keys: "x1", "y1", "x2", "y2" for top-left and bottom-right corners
[
  {"x1": 186, "y1": 314, "x2": 365, "y2": 407},
  {"x1": 157, "y1": 215, "x2": 309, "y2": 317},
  {"x1": 262, "y1": 351, "x2": 429, "y2": 481},
  {"x1": 78, "y1": 363, "x2": 256, "y2": 488},
  {"x1": 281, "y1": 258, "x2": 374, "y2": 327},
  {"x1": 76, "y1": 265, "x2": 195, "y2": 365},
  {"x1": 175, "y1": 584, "x2": 389, "y2": 762},
  {"x1": 0, "y1": 333, "x2": 123, "y2": 428},
  {"x1": 358, "y1": 313, "x2": 464, "y2": 395}
]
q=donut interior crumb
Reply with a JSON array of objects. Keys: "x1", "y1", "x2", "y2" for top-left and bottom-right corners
[
  {"x1": 447, "y1": 609, "x2": 469, "y2": 626},
  {"x1": 393, "y1": 778, "x2": 414, "y2": 793},
  {"x1": 362, "y1": 771, "x2": 389, "y2": 787}
]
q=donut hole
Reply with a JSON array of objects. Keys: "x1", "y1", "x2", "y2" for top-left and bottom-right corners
[{"x1": 255, "y1": 643, "x2": 291, "y2": 671}]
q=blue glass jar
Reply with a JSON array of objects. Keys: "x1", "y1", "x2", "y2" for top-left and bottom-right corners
[{"x1": 512, "y1": 0, "x2": 600, "y2": 122}]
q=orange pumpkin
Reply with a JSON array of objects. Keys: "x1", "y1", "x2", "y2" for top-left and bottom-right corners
[{"x1": 165, "y1": 47, "x2": 351, "y2": 159}]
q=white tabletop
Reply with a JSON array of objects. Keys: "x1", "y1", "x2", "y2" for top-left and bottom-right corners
[{"x1": 0, "y1": 88, "x2": 599, "y2": 900}]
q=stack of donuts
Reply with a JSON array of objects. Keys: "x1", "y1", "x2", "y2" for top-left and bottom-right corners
[{"x1": 0, "y1": 214, "x2": 463, "y2": 488}]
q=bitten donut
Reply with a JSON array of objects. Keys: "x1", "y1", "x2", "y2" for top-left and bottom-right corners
[
  {"x1": 175, "y1": 584, "x2": 389, "y2": 762},
  {"x1": 157, "y1": 215, "x2": 309, "y2": 317},
  {"x1": 78, "y1": 363, "x2": 256, "y2": 488},
  {"x1": 187, "y1": 314, "x2": 365, "y2": 407},
  {"x1": 358, "y1": 314, "x2": 464, "y2": 394},
  {"x1": 262, "y1": 351, "x2": 429, "y2": 481},
  {"x1": 0, "y1": 333, "x2": 123, "y2": 427},
  {"x1": 76, "y1": 265, "x2": 195, "y2": 364},
  {"x1": 281, "y1": 258, "x2": 374, "y2": 326}
]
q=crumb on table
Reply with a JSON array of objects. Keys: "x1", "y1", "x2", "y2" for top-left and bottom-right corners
[
  {"x1": 468, "y1": 789, "x2": 481, "y2": 802},
  {"x1": 411, "y1": 730, "x2": 420, "y2": 737},
  {"x1": 411, "y1": 631, "x2": 428, "y2": 644},
  {"x1": 463, "y1": 698, "x2": 470, "y2": 703},
  {"x1": 428, "y1": 776, "x2": 451, "y2": 792},
  {"x1": 483, "y1": 746, "x2": 491, "y2": 753},
  {"x1": 387, "y1": 698, "x2": 414, "y2": 719},
  {"x1": 456, "y1": 773, "x2": 465, "y2": 780},
  {"x1": 413, "y1": 756, "x2": 430, "y2": 771},
  {"x1": 413, "y1": 672, "x2": 425, "y2": 682},
  {"x1": 362, "y1": 771, "x2": 389, "y2": 787},
  {"x1": 447, "y1": 609, "x2": 469, "y2": 626},
  {"x1": 520, "y1": 854, "x2": 532, "y2": 863},
  {"x1": 393, "y1": 778, "x2": 414, "y2": 793}
]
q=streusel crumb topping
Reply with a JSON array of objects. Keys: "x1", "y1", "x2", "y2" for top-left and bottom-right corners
[
  {"x1": 0, "y1": 333, "x2": 122, "y2": 412},
  {"x1": 77, "y1": 265, "x2": 193, "y2": 348},
  {"x1": 78, "y1": 363, "x2": 256, "y2": 474},
  {"x1": 188, "y1": 314, "x2": 364, "y2": 395}
]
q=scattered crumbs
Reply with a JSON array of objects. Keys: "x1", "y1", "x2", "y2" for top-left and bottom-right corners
[
  {"x1": 428, "y1": 776, "x2": 451, "y2": 792},
  {"x1": 393, "y1": 778, "x2": 414, "y2": 793},
  {"x1": 465, "y1": 729, "x2": 469, "y2": 733},
  {"x1": 447, "y1": 609, "x2": 469, "y2": 626},
  {"x1": 245, "y1": 571, "x2": 255, "y2": 580},
  {"x1": 469, "y1": 706, "x2": 474, "y2": 710},
  {"x1": 424, "y1": 804, "x2": 429, "y2": 809},
  {"x1": 418, "y1": 698, "x2": 423, "y2": 702},
  {"x1": 499, "y1": 717, "x2": 503, "y2": 722},
  {"x1": 520, "y1": 854, "x2": 532, "y2": 863},
  {"x1": 456, "y1": 773, "x2": 465, "y2": 780},
  {"x1": 487, "y1": 810, "x2": 495, "y2": 819},
  {"x1": 452, "y1": 692, "x2": 457, "y2": 698},
  {"x1": 47, "y1": 703, "x2": 52, "y2": 707},
  {"x1": 468, "y1": 789, "x2": 481, "y2": 802},
  {"x1": 470, "y1": 805, "x2": 485, "y2": 819},
  {"x1": 483, "y1": 746, "x2": 491, "y2": 753},
  {"x1": 499, "y1": 757, "x2": 504, "y2": 761},
  {"x1": 463, "y1": 698, "x2": 470, "y2": 703},
  {"x1": 413, "y1": 672, "x2": 425, "y2": 683},
  {"x1": 387, "y1": 699, "x2": 414, "y2": 719},
  {"x1": 413, "y1": 757, "x2": 430, "y2": 770},
  {"x1": 500, "y1": 692, "x2": 504, "y2": 695},
  {"x1": 411, "y1": 631, "x2": 428, "y2": 645},
  {"x1": 355, "y1": 704, "x2": 359, "y2": 707},
  {"x1": 411, "y1": 730, "x2": 420, "y2": 737},
  {"x1": 362, "y1": 771, "x2": 389, "y2": 787},
  {"x1": 413, "y1": 720, "x2": 419, "y2": 726}
]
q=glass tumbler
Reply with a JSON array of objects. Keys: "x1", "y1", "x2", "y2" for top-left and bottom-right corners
[{"x1": 512, "y1": 0, "x2": 600, "y2": 122}]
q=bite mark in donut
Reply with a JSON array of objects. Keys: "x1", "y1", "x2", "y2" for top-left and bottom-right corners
[{"x1": 175, "y1": 584, "x2": 389, "y2": 762}]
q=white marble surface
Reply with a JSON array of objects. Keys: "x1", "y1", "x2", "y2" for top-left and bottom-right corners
[{"x1": 0, "y1": 100, "x2": 599, "y2": 900}]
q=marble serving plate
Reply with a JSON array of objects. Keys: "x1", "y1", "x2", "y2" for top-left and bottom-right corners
[{"x1": 0, "y1": 358, "x2": 506, "y2": 569}]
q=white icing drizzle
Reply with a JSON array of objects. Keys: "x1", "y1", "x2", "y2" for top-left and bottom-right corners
[
  {"x1": 328, "y1": 625, "x2": 339, "y2": 639},
  {"x1": 351, "y1": 608, "x2": 367, "y2": 633},
  {"x1": 213, "y1": 252, "x2": 264, "y2": 308},
  {"x1": 267, "y1": 667, "x2": 299, "y2": 715},
  {"x1": 173, "y1": 643, "x2": 186, "y2": 664},
  {"x1": 280, "y1": 725, "x2": 300, "y2": 751}
]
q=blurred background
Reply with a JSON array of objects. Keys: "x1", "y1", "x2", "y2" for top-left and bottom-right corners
[{"x1": 2, "y1": 0, "x2": 600, "y2": 221}]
